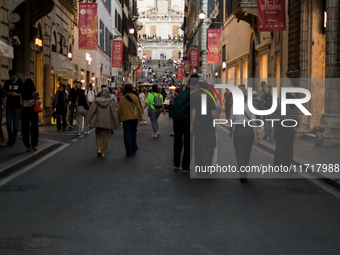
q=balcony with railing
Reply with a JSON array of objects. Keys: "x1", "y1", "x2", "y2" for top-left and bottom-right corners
[{"x1": 230, "y1": 0, "x2": 257, "y2": 26}]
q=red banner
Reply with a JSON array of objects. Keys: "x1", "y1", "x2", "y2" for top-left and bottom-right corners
[
  {"x1": 112, "y1": 41, "x2": 123, "y2": 68},
  {"x1": 136, "y1": 62, "x2": 143, "y2": 77},
  {"x1": 78, "y1": 3, "x2": 98, "y2": 50},
  {"x1": 177, "y1": 65, "x2": 182, "y2": 80},
  {"x1": 257, "y1": 0, "x2": 286, "y2": 31},
  {"x1": 190, "y1": 49, "x2": 199, "y2": 73},
  {"x1": 207, "y1": 28, "x2": 222, "y2": 64}
]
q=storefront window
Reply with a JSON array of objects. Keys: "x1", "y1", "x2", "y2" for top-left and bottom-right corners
[
  {"x1": 243, "y1": 61, "x2": 248, "y2": 88},
  {"x1": 227, "y1": 67, "x2": 235, "y2": 85},
  {"x1": 260, "y1": 53, "x2": 268, "y2": 84}
]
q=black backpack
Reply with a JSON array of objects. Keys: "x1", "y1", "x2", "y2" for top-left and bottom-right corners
[
  {"x1": 169, "y1": 90, "x2": 190, "y2": 120},
  {"x1": 262, "y1": 89, "x2": 272, "y2": 109}
]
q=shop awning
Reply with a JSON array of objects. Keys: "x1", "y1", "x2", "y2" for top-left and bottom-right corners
[
  {"x1": 51, "y1": 52, "x2": 76, "y2": 76},
  {"x1": 0, "y1": 40, "x2": 14, "y2": 59}
]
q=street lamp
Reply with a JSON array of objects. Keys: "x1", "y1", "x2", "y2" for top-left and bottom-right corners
[
  {"x1": 142, "y1": 54, "x2": 146, "y2": 59},
  {"x1": 129, "y1": 28, "x2": 135, "y2": 35},
  {"x1": 138, "y1": 46, "x2": 142, "y2": 52},
  {"x1": 215, "y1": 72, "x2": 218, "y2": 77},
  {"x1": 198, "y1": 10, "x2": 206, "y2": 20}
]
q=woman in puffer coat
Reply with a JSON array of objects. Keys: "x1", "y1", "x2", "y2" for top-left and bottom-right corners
[{"x1": 85, "y1": 88, "x2": 119, "y2": 158}]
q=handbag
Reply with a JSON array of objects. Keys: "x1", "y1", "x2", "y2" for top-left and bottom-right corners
[
  {"x1": 52, "y1": 110, "x2": 57, "y2": 119},
  {"x1": 125, "y1": 95, "x2": 138, "y2": 116},
  {"x1": 34, "y1": 100, "x2": 42, "y2": 113}
]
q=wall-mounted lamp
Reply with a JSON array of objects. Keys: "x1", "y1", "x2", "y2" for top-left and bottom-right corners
[{"x1": 198, "y1": 10, "x2": 206, "y2": 20}]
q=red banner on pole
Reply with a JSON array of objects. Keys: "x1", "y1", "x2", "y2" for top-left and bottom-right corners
[
  {"x1": 78, "y1": 3, "x2": 98, "y2": 50},
  {"x1": 257, "y1": 0, "x2": 286, "y2": 31},
  {"x1": 189, "y1": 49, "x2": 199, "y2": 73},
  {"x1": 112, "y1": 41, "x2": 123, "y2": 68},
  {"x1": 136, "y1": 62, "x2": 143, "y2": 77},
  {"x1": 177, "y1": 65, "x2": 182, "y2": 80},
  {"x1": 207, "y1": 28, "x2": 222, "y2": 64}
]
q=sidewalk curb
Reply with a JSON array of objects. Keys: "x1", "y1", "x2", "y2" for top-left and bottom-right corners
[
  {"x1": 256, "y1": 141, "x2": 340, "y2": 190},
  {"x1": 0, "y1": 143, "x2": 63, "y2": 179}
]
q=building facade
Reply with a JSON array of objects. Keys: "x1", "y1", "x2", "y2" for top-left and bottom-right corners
[{"x1": 137, "y1": 0, "x2": 184, "y2": 60}]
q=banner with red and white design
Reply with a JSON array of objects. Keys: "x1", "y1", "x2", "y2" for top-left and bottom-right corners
[
  {"x1": 257, "y1": 0, "x2": 286, "y2": 31},
  {"x1": 78, "y1": 3, "x2": 98, "y2": 50},
  {"x1": 189, "y1": 49, "x2": 199, "y2": 73},
  {"x1": 177, "y1": 65, "x2": 182, "y2": 80},
  {"x1": 207, "y1": 28, "x2": 222, "y2": 64},
  {"x1": 112, "y1": 41, "x2": 123, "y2": 68}
]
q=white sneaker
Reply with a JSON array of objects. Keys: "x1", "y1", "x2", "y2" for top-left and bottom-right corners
[
  {"x1": 143, "y1": 121, "x2": 146, "y2": 124},
  {"x1": 84, "y1": 131, "x2": 89, "y2": 134},
  {"x1": 151, "y1": 134, "x2": 158, "y2": 138}
]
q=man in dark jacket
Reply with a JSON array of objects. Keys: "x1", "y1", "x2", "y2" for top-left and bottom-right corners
[
  {"x1": 68, "y1": 80, "x2": 80, "y2": 128},
  {"x1": 3, "y1": 70, "x2": 23, "y2": 146}
]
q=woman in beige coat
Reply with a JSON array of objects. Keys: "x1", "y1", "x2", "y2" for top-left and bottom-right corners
[{"x1": 85, "y1": 88, "x2": 119, "y2": 157}]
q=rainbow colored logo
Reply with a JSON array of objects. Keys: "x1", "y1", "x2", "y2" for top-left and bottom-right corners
[{"x1": 198, "y1": 83, "x2": 223, "y2": 106}]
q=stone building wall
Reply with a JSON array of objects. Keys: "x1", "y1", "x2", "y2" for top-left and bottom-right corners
[{"x1": 0, "y1": 0, "x2": 10, "y2": 84}]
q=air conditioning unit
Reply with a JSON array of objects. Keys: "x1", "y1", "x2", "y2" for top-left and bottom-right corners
[{"x1": 63, "y1": 38, "x2": 68, "y2": 46}]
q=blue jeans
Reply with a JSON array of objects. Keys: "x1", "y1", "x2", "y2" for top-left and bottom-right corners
[
  {"x1": 57, "y1": 109, "x2": 67, "y2": 131},
  {"x1": 148, "y1": 108, "x2": 161, "y2": 132},
  {"x1": 6, "y1": 106, "x2": 21, "y2": 144},
  {"x1": 263, "y1": 115, "x2": 272, "y2": 138},
  {"x1": 123, "y1": 119, "x2": 139, "y2": 155},
  {"x1": 233, "y1": 125, "x2": 254, "y2": 175}
]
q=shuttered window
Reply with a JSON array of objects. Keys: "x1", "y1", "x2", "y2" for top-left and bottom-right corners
[
  {"x1": 100, "y1": 20, "x2": 105, "y2": 48},
  {"x1": 287, "y1": 0, "x2": 301, "y2": 72}
]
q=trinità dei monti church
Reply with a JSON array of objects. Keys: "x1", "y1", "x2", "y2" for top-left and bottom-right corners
[{"x1": 137, "y1": 0, "x2": 184, "y2": 60}]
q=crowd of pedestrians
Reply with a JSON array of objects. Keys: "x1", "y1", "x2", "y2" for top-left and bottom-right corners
[{"x1": 0, "y1": 68, "x2": 299, "y2": 183}]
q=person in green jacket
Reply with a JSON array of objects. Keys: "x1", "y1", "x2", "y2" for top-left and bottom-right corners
[{"x1": 144, "y1": 84, "x2": 166, "y2": 137}]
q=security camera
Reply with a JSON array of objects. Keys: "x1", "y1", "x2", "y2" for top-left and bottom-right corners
[{"x1": 13, "y1": 35, "x2": 21, "y2": 46}]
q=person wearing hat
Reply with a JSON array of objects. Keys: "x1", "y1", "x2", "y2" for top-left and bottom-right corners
[{"x1": 85, "y1": 88, "x2": 119, "y2": 158}]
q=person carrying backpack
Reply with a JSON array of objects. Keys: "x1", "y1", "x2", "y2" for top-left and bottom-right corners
[
  {"x1": 258, "y1": 81, "x2": 272, "y2": 140},
  {"x1": 85, "y1": 83, "x2": 96, "y2": 105},
  {"x1": 144, "y1": 84, "x2": 165, "y2": 137},
  {"x1": 169, "y1": 74, "x2": 198, "y2": 172}
]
